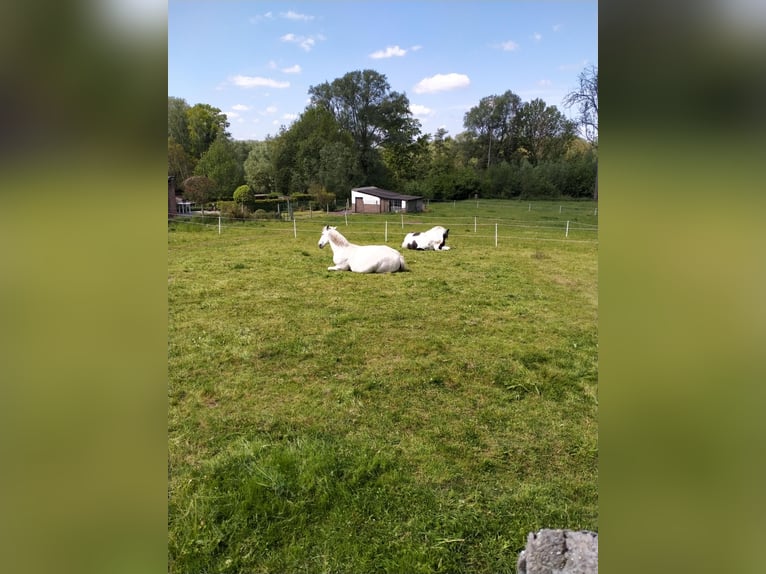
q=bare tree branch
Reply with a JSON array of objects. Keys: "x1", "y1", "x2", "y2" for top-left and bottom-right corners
[{"x1": 564, "y1": 65, "x2": 598, "y2": 146}]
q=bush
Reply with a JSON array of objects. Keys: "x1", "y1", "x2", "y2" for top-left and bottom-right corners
[
  {"x1": 219, "y1": 201, "x2": 249, "y2": 220},
  {"x1": 233, "y1": 185, "x2": 256, "y2": 209}
]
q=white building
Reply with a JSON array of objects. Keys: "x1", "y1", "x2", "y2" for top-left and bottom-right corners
[{"x1": 350, "y1": 186, "x2": 424, "y2": 214}]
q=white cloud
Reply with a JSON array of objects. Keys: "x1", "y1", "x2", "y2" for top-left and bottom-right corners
[
  {"x1": 537, "y1": 79, "x2": 552, "y2": 87},
  {"x1": 280, "y1": 33, "x2": 323, "y2": 52},
  {"x1": 370, "y1": 45, "x2": 407, "y2": 59},
  {"x1": 252, "y1": 10, "x2": 313, "y2": 23},
  {"x1": 558, "y1": 59, "x2": 589, "y2": 71},
  {"x1": 232, "y1": 104, "x2": 250, "y2": 111},
  {"x1": 227, "y1": 112, "x2": 240, "y2": 119},
  {"x1": 268, "y1": 60, "x2": 278, "y2": 69},
  {"x1": 500, "y1": 40, "x2": 519, "y2": 51},
  {"x1": 250, "y1": 12, "x2": 274, "y2": 23},
  {"x1": 264, "y1": 106, "x2": 278, "y2": 114},
  {"x1": 410, "y1": 104, "x2": 433, "y2": 116},
  {"x1": 232, "y1": 75, "x2": 289, "y2": 89},
  {"x1": 413, "y1": 73, "x2": 470, "y2": 94},
  {"x1": 281, "y1": 10, "x2": 313, "y2": 21},
  {"x1": 283, "y1": 113, "x2": 298, "y2": 121},
  {"x1": 282, "y1": 64, "x2": 302, "y2": 74},
  {"x1": 552, "y1": 24, "x2": 562, "y2": 32},
  {"x1": 410, "y1": 45, "x2": 423, "y2": 52},
  {"x1": 533, "y1": 32, "x2": 542, "y2": 42}
]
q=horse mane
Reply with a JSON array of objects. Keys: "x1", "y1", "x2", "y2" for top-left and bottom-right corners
[{"x1": 328, "y1": 227, "x2": 351, "y2": 248}]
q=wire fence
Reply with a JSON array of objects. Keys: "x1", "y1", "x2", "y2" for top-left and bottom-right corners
[{"x1": 169, "y1": 207, "x2": 598, "y2": 247}]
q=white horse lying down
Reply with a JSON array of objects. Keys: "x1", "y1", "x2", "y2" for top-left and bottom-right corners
[
  {"x1": 402, "y1": 226, "x2": 451, "y2": 250},
  {"x1": 318, "y1": 225, "x2": 408, "y2": 273}
]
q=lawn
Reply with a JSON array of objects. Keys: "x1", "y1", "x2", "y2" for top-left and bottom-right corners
[{"x1": 168, "y1": 199, "x2": 598, "y2": 573}]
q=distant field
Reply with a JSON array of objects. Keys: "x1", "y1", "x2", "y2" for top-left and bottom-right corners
[{"x1": 168, "y1": 199, "x2": 598, "y2": 573}]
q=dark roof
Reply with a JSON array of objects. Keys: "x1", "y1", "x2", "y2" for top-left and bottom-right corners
[{"x1": 351, "y1": 186, "x2": 422, "y2": 201}]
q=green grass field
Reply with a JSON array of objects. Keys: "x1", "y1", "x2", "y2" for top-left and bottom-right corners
[{"x1": 168, "y1": 199, "x2": 598, "y2": 573}]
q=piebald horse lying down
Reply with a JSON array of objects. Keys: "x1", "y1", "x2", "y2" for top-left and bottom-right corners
[
  {"x1": 402, "y1": 226, "x2": 451, "y2": 250},
  {"x1": 318, "y1": 225, "x2": 408, "y2": 273}
]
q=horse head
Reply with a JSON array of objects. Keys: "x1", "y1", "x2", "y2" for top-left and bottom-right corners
[{"x1": 318, "y1": 225, "x2": 337, "y2": 249}]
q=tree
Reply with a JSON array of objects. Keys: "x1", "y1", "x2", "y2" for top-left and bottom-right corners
[
  {"x1": 182, "y1": 176, "x2": 216, "y2": 212},
  {"x1": 168, "y1": 136, "x2": 194, "y2": 182},
  {"x1": 186, "y1": 103, "x2": 230, "y2": 159},
  {"x1": 318, "y1": 141, "x2": 358, "y2": 200},
  {"x1": 308, "y1": 69, "x2": 419, "y2": 181},
  {"x1": 563, "y1": 65, "x2": 598, "y2": 199},
  {"x1": 243, "y1": 140, "x2": 275, "y2": 195},
  {"x1": 272, "y1": 107, "x2": 358, "y2": 199},
  {"x1": 516, "y1": 99, "x2": 576, "y2": 165},
  {"x1": 194, "y1": 136, "x2": 244, "y2": 200},
  {"x1": 563, "y1": 65, "x2": 598, "y2": 146},
  {"x1": 381, "y1": 133, "x2": 431, "y2": 190},
  {"x1": 463, "y1": 91, "x2": 522, "y2": 168},
  {"x1": 233, "y1": 184, "x2": 256, "y2": 215},
  {"x1": 168, "y1": 97, "x2": 191, "y2": 154}
]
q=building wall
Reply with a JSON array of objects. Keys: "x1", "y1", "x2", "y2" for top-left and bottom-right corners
[
  {"x1": 351, "y1": 190, "x2": 423, "y2": 213},
  {"x1": 352, "y1": 191, "x2": 381, "y2": 213}
]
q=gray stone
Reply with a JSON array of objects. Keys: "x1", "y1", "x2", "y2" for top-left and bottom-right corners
[{"x1": 517, "y1": 528, "x2": 598, "y2": 574}]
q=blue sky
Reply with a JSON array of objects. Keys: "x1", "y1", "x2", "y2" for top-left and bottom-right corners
[{"x1": 168, "y1": 1, "x2": 597, "y2": 141}]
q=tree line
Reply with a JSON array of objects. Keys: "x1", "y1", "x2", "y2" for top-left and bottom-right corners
[{"x1": 168, "y1": 66, "x2": 597, "y2": 211}]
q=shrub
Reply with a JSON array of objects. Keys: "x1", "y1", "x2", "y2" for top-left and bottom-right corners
[{"x1": 219, "y1": 201, "x2": 249, "y2": 220}]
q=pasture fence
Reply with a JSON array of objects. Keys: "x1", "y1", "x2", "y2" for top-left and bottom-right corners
[{"x1": 168, "y1": 203, "x2": 598, "y2": 246}]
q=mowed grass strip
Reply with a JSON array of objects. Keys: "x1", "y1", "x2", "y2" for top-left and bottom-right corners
[{"x1": 168, "y1": 200, "x2": 598, "y2": 573}]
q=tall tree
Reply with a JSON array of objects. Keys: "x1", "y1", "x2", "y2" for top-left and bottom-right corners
[
  {"x1": 168, "y1": 97, "x2": 191, "y2": 154},
  {"x1": 186, "y1": 103, "x2": 230, "y2": 160},
  {"x1": 168, "y1": 136, "x2": 194, "y2": 182},
  {"x1": 194, "y1": 136, "x2": 244, "y2": 200},
  {"x1": 563, "y1": 65, "x2": 598, "y2": 199},
  {"x1": 516, "y1": 99, "x2": 576, "y2": 165},
  {"x1": 308, "y1": 69, "x2": 419, "y2": 181},
  {"x1": 381, "y1": 133, "x2": 431, "y2": 190},
  {"x1": 318, "y1": 141, "x2": 358, "y2": 199},
  {"x1": 270, "y1": 107, "x2": 357, "y2": 197},
  {"x1": 463, "y1": 91, "x2": 522, "y2": 168},
  {"x1": 244, "y1": 139, "x2": 276, "y2": 195},
  {"x1": 563, "y1": 65, "x2": 598, "y2": 146}
]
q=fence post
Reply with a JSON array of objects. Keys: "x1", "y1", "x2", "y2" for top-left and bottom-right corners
[
  {"x1": 293, "y1": 218, "x2": 297, "y2": 238},
  {"x1": 474, "y1": 216, "x2": 477, "y2": 233},
  {"x1": 401, "y1": 213, "x2": 404, "y2": 229},
  {"x1": 566, "y1": 220, "x2": 570, "y2": 238},
  {"x1": 529, "y1": 203, "x2": 531, "y2": 211},
  {"x1": 385, "y1": 220, "x2": 388, "y2": 242},
  {"x1": 559, "y1": 205, "x2": 562, "y2": 213},
  {"x1": 495, "y1": 223, "x2": 498, "y2": 247},
  {"x1": 345, "y1": 211, "x2": 348, "y2": 226},
  {"x1": 218, "y1": 215, "x2": 221, "y2": 235}
]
